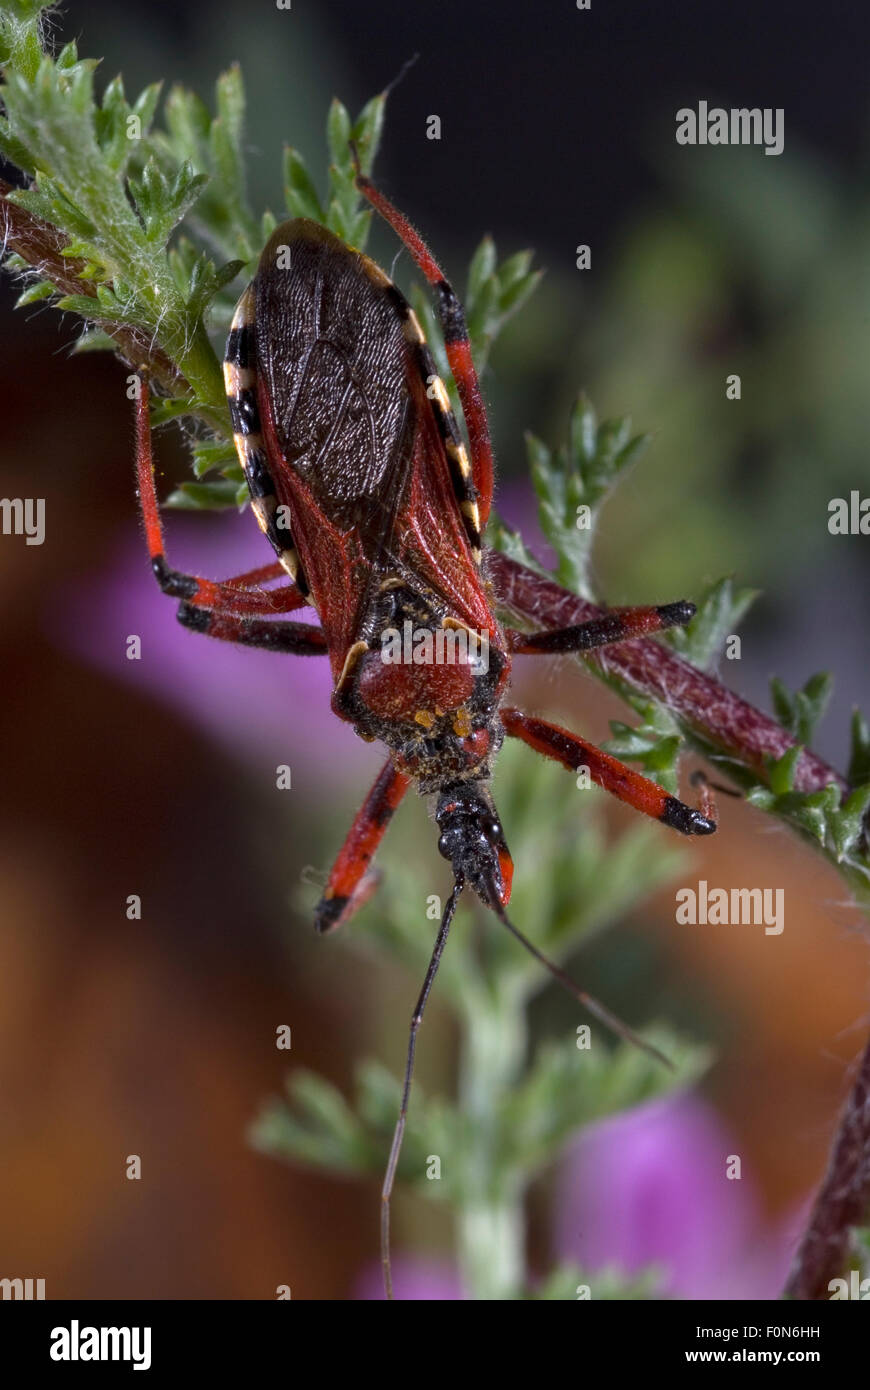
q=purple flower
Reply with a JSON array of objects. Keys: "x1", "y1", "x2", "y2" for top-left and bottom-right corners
[
  {"x1": 352, "y1": 1256, "x2": 464, "y2": 1301},
  {"x1": 554, "y1": 1093, "x2": 802, "y2": 1299}
]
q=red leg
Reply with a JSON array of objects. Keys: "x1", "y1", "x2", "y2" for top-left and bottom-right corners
[
  {"x1": 501, "y1": 707, "x2": 716, "y2": 835},
  {"x1": 314, "y1": 759, "x2": 412, "y2": 934},
  {"x1": 193, "y1": 560, "x2": 309, "y2": 615},
  {"x1": 135, "y1": 374, "x2": 310, "y2": 618},
  {"x1": 506, "y1": 601, "x2": 696, "y2": 655},
  {"x1": 176, "y1": 601, "x2": 327, "y2": 654},
  {"x1": 354, "y1": 170, "x2": 495, "y2": 526}
]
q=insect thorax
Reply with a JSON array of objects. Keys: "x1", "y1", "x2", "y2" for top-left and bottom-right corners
[{"x1": 333, "y1": 581, "x2": 506, "y2": 792}]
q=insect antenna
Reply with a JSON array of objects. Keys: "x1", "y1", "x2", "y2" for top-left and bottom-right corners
[
  {"x1": 491, "y1": 902, "x2": 674, "y2": 1071},
  {"x1": 381, "y1": 874, "x2": 465, "y2": 1300}
]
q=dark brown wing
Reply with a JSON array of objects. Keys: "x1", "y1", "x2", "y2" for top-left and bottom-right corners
[
  {"x1": 255, "y1": 220, "x2": 414, "y2": 538},
  {"x1": 253, "y1": 219, "x2": 493, "y2": 678}
]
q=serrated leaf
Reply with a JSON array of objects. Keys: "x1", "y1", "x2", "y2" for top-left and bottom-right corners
[
  {"x1": 795, "y1": 672, "x2": 834, "y2": 743},
  {"x1": 771, "y1": 672, "x2": 833, "y2": 745},
  {"x1": 525, "y1": 395, "x2": 650, "y2": 596},
  {"x1": 498, "y1": 1031, "x2": 709, "y2": 1175},
  {"x1": 487, "y1": 512, "x2": 545, "y2": 575},
  {"x1": 668, "y1": 577, "x2": 759, "y2": 670},
  {"x1": 168, "y1": 161, "x2": 209, "y2": 220}
]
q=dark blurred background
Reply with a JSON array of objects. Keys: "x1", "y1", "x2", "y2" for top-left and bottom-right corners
[{"x1": 1, "y1": 0, "x2": 869, "y2": 1298}]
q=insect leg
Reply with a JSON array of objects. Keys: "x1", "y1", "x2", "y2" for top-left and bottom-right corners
[
  {"x1": 501, "y1": 707, "x2": 716, "y2": 835},
  {"x1": 688, "y1": 769, "x2": 741, "y2": 828},
  {"x1": 353, "y1": 169, "x2": 495, "y2": 527},
  {"x1": 314, "y1": 759, "x2": 412, "y2": 935},
  {"x1": 505, "y1": 600, "x2": 696, "y2": 655},
  {"x1": 381, "y1": 877, "x2": 463, "y2": 1301},
  {"x1": 134, "y1": 373, "x2": 312, "y2": 620},
  {"x1": 175, "y1": 603, "x2": 327, "y2": 654}
]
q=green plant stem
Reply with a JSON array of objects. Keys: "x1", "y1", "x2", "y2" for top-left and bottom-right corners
[
  {"x1": 456, "y1": 978, "x2": 527, "y2": 1299},
  {"x1": 164, "y1": 314, "x2": 226, "y2": 421}
]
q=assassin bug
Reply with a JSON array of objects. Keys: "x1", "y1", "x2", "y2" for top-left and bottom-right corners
[{"x1": 134, "y1": 158, "x2": 716, "y2": 1299}]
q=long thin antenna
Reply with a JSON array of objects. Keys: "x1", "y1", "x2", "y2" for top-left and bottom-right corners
[
  {"x1": 381, "y1": 875, "x2": 464, "y2": 1300},
  {"x1": 493, "y1": 903, "x2": 673, "y2": 1071}
]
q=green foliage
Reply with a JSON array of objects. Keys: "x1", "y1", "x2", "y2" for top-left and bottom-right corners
[
  {"x1": 0, "y1": 12, "x2": 219, "y2": 416},
  {"x1": 605, "y1": 702, "x2": 684, "y2": 795},
  {"x1": 0, "y1": 3, "x2": 398, "y2": 479},
  {"x1": 252, "y1": 1028, "x2": 706, "y2": 1207},
  {"x1": 251, "y1": 742, "x2": 707, "y2": 1297},
  {"x1": 284, "y1": 92, "x2": 384, "y2": 249},
  {"x1": 526, "y1": 394, "x2": 651, "y2": 597},
  {"x1": 746, "y1": 750, "x2": 870, "y2": 864},
  {"x1": 410, "y1": 236, "x2": 542, "y2": 401},
  {"x1": 666, "y1": 576, "x2": 759, "y2": 672},
  {"x1": 770, "y1": 672, "x2": 834, "y2": 747},
  {"x1": 490, "y1": 399, "x2": 870, "y2": 901}
]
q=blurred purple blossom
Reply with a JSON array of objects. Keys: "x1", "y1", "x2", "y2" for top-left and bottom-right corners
[
  {"x1": 554, "y1": 1093, "x2": 804, "y2": 1299},
  {"x1": 51, "y1": 508, "x2": 381, "y2": 791},
  {"x1": 495, "y1": 479, "x2": 555, "y2": 570},
  {"x1": 353, "y1": 1256, "x2": 463, "y2": 1301}
]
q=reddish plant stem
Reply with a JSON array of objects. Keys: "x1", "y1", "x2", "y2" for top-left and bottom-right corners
[
  {"x1": 488, "y1": 550, "x2": 847, "y2": 796},
  {"x1": 784, "y1": 1031, "x2": 870, "y2": 1300}
]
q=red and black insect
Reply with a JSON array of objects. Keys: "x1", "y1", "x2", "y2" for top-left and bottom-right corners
[{"x1": 134, "y1": 162, "x2": 716, "y2": 1298}]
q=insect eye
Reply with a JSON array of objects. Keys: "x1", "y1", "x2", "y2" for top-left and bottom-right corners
[{"x1": 485, "y1": 819, "x2": 501, "y2": 843}]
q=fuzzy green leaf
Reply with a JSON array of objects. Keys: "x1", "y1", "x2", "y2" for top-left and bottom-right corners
[{"x1": 667, "y1": 577, "x2": 759, "y2": 670}]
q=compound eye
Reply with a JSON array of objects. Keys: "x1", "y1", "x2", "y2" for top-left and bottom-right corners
[
  {"x1": 485, "y1": 819, "x2": 502, "y2": 844},
  {"x1": 437, "y1": 833, "x2": 452, "y2": 860}
]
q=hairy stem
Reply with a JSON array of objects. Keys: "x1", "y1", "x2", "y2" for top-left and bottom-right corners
[
  {"x1": 489, "y1": 550, "x2": 847, "y2": 796},
  {"x1": 1, "y1": 177, "x2": 186, "y2": 398},
  {"x1": 784, "y1": 1030, "x2": 870, "y2": 1300}
]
